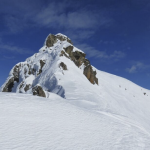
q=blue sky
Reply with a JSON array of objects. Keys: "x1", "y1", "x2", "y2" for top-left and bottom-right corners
[{"x1": 0, "y1": 0, "x2": 150, "y2": 89}]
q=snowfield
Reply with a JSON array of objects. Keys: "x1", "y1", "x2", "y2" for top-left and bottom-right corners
[
  {"x1": 1, "y1": 33, "x2": 150, "y2": 149},
  {"x1": 0, "y1": 92, "x2": 150, "y2": 150}
]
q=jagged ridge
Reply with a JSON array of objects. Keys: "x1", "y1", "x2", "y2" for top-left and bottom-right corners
[{"x1": 0, "y1": 33, "x2": 98, "y2": 98}]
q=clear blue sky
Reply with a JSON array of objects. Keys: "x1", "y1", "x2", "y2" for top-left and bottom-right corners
[{"x1": 0, "y1": 0, "x2": 150, "y2": 89}]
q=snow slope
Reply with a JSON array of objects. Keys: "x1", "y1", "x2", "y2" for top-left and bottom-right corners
[
  {"x1": 0, "y1": 92, "x2": 150, "y2": 150},
  {"x1": 0, "y1": 33, "x2": 150, "y2": 149}
]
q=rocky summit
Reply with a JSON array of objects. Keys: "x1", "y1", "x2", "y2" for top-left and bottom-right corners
[{"x1": 0, "y1": 33, "x2": 98, "y2": 98}]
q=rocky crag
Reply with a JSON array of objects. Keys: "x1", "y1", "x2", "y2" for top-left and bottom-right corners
[{"x1": 0, "y1": 33, "x2": 98, "y2": 98}]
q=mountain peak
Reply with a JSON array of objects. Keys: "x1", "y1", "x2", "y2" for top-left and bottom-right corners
[
  {"x1": 0, "y1": 33, "x2": 99, "y2": 98},
  {"x1": 45, "y1": 33, "x2": 73, "y2": 48}
]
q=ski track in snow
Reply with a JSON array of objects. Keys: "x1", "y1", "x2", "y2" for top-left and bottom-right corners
[
  {"x1": 97, "y1": 111, "x2": 150, "y2": 136},
  {"x1": 0, "y1": 92, "x2": 150, "y2": 150}
]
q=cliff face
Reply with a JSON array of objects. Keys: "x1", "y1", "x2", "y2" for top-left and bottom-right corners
[{"x1": 0, "y1": 33, "x2": 98, "y2": 98}]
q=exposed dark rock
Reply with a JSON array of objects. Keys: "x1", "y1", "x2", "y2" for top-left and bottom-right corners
[
  {"x1": 84, "y1": 65, "x2": 91, "y2": 81},
  {"x1": 27, "y1": 64, "x2": 36, "y2": 75},
  {"x1": 56, "y1": 34, "x2": 73, "y2": 45},
  {"x1": 59, "y1": 62, "x2": 67, "y2": 70},
  {"x1": 46, "y1": 34, "x2": 57, "y2": 47},
  {"x1": 24, "y1": 84, "x2": 31, "y2": 92},
  {"x1": 72, "y1": 51, "x2": 86, "y2": 67},
  {"x1": 62, "y1": 45, "x2": 98, "y2": 85},
  {"x1": 83, "y1": 59, "x2": 90, "y2": 66},
  {"x1": 84, "y1": 65, "x2": 98, "y2": 85},
  {"x1": 19, "y1": 82, "x2": 24, "y2": 90},
  {"x1": 64, "y1": 46, "x2": 87, "y2": 67},
  {"x1": 38, "y1": 60, "x2": 45, "y2": 75},
  {"x1": 28, "y1": 71, "x2": 31, "y2": 75},
  {"x1": 60, "y1": 50, "x2": 69, "y2": 58},
  {"x1": 32, "y1": 68, "x2": 36, "y2": 75},
  {"x1": 27, "y1": 64, "x2": 31, "y2": 75},
  {"x1": 28, "y1": 69, "x2": 32, "y2": 75},
  {"x1": 2, "y1": 78, "x2": 14, "y2": 92},
  {"x1": 40, "y1": 60, "x2": 45, "y2": 69},
  {"x1": 19, "y1": 82, "x2": 31, "y2": 93},
  {"x1": 46, "y1": 34, "x2": 73, "y2": 48},
  {"x1": 73, "y1": 51, "x2": 86, "y2": 60},
  {"x1": 32, "y1": 86, "x2": 46, "y2": 97},
  {"x1": 2, "y1": 64, "x2": 21, "y2": 92},
  {"x1": 12, "y1": 64, "x2": 20, "y2": 82},
  {"x1": 24, "y1": 68, "x2": 27, "y2": 75},
  {"x1": 64, "y1": 45, "x2": 73, "y2": 55}
]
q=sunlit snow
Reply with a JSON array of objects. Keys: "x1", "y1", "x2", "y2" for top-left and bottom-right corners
[{"x1": 0, "y1": 34, "x2": 150, "y2": 149}]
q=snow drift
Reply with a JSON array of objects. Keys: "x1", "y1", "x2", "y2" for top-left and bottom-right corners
[{"x1": 0, "y1": 92, "x2": 150, "y2": 150}]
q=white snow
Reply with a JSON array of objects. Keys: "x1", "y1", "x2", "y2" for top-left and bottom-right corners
[
  {"x1": 0, "y1": 92, "x2": 150, "y2": 150},
  {"x1": 56, "y1": 33, "x2": 68, "y2": 38},
  {"x1": 1, "y1": 33, "x2": 150, "y2": 149}
]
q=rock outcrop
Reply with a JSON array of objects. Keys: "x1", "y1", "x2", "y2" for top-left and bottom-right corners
[
  {"x1": 38, "y1": 60, "x2": 45, "y2": 75},
  {"x1": 2, "y1": 64, "x2": 20, "y2": 92},
  {"x1": 59, "y1": 62, "x2": 67, "y2": 70},
  {"x1": 61, "y1": 45, "x2": 98, "y2": 85},
  {"x1": 84, "y1": 65, "x2": 98, "y2": 85},
  {"x1": 2, "y1": 77, "x2": 15, "y2": 92},
  {"x1": 46, "y1": 34, "x2": 57, "y2": 47},
  {"x1": 13, "y1": 64, "x2": 20, "y2": 82},
  {"x1": 32, "y1": 86, "x2": 46, "y2": 97},
  {"x1": 1, "y1": 33, "x2": 98, "y2": 99},
  {"x1": 24, "y1": 84, "x2": 31, "y2": 92},
  {"x1": 56, "y1": 34, "x2": 72, "y2": 45},
  {"x1": 46, "y1": 34, "x2": 72, "y2": 48}
]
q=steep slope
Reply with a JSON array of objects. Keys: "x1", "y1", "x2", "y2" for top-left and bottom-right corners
[{"x1": 0, "y1": 33, "x2": 98, "y2": 98}]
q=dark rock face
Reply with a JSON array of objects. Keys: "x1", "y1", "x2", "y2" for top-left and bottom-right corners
[
  {"x1": 64, "y1": 45, "x2": 73, "y2": 55},
  {"x1": 38, "y1": 60, "x2": 45, "y2": 75},
  {"x1": 32, "y1": 86, "x2": 46, "y2": 97},
  {"x1": 62, "y1": 46, "x2": 98, "y2": 85},
  {"x1": 13, "y1": 65, "x2": 20, "y2": 82},
  {"x1": 27, "y1": 64, "x2": 34, "y2": 75},
  {"x1": 56, "y1": 34, "x2": 73, "y2": 45},
  {"x1": 24, "y1": 84, "x2": 31, "y2": 92},
  {"x1": 28, "y1": 68, "x2": 36, "y2": 75},
  {"x1": 19, "y1": 82, "x2": 24, "y2": 89},
  {"x1": 40, "y1": 60, "x2": 45, "y2": 69},
  {"x1": 84, "y1": 65, "x2": 98, "y2": 85},
  {"x1": 83, "y1": 59, "x2": 90, "y2": 66},
  {"x1": 46, "y1": 34, "x2": 57, "y2": 47},
  {"x1": 46, "y1": 34, "x2": 73, "y2": 48},
  {"x1": 18, "y1": 82, "x2": 31, "y2": 93},
  {"x1": 2, "y1": 78, "x2": 14, "y2": 92},
  {"x1": 59, "y1": 62, "x2": 67, "y2": 70},
  {"x1": 72, "y1": 51, "x2": 86, "y2": 67},
  {"x1": 2, "y1": 64, "x2": 20, "y2": 92},
  {"x1": 63, "y1": 46, "x2": 86, "y2": 67},
  {"x1": 60, "y1": 50, "x2": 69, "y2": 58}
]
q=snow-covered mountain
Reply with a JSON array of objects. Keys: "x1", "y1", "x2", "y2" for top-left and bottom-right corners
[
  {"x1": 0, "y1": 33, "x2": 150, "y2": 149},
  {"x1": 0, "y1": 33, "x2": 98, "y2": 98}
]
